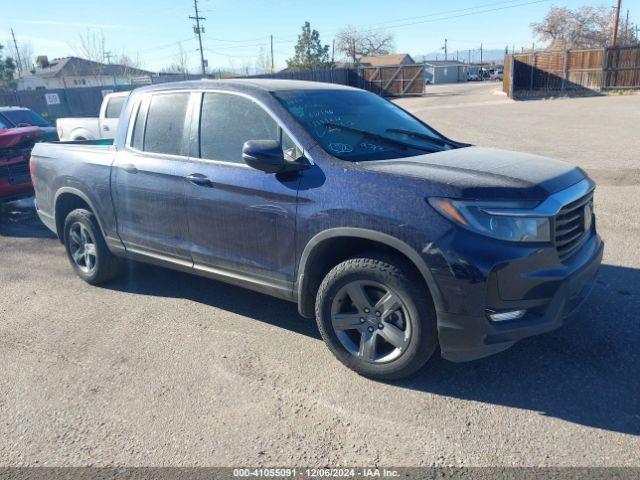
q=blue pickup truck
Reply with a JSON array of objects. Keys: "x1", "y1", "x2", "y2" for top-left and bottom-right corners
[{"x1": 30, "y1": 79, "x2": 603, "y2": 379}]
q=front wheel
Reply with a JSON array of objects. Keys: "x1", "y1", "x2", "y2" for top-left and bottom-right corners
[
  {"x1": 63, "y1": 208, "x2": 121, "y2": 284},
  {"x1": 315, "y1": 255, "x2": 437, "y2": 380}
]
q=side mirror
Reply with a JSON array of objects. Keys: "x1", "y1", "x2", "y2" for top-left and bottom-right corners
[{"x1": 242, "y1": 140, "x2": 287, "y2": 173}]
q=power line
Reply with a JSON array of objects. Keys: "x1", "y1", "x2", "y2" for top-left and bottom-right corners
[
  {"x1": 340, "y1": 0, "x2": 537, "y2": 32},
  {"x1": 351, "y1": 0, "x2": 552, "y2": 33}
]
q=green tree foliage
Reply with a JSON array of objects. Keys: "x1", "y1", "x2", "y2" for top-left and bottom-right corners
[
  {"x1": 286, "y1": 22, "x2": 332, "y2": 71},
  {"x1": 0, "y1": 44, "x2": 17, "y2": 91}
]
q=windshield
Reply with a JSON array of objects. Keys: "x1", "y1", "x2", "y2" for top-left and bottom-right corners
[
  {"x1": 273, "y1": 89, "x2": 450, "y2": 161},
  {"x1": 2, "y1": 109, "x2": 50, "y2": 127}
]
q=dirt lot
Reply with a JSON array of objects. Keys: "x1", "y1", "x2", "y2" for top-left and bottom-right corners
[{"x1": 1, "y1": 82, "x2": 638, "y2": 467}]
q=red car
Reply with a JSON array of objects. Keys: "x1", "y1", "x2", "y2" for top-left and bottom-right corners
[{"x1": 0, "y1": 124, "x2": 46, "y2": 203}]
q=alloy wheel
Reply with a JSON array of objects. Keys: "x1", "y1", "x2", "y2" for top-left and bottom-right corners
[
  {"x1": 330, "y1": 280, "x2": 411, "y2": 363},
  {"x1": 68, "y1": 222, "x2": 97, "y2": 274}
]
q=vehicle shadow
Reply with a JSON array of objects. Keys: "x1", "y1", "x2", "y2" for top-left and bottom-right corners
[
  {"x1": 2, "y1": 201, "x2": 637, "y2": 434},
  {"x1": 0, "y1": 197, "x2": 57, "y2": 239},
  {"x1": 108, "y1": 262, "x2": 639, "y2": 435},
  {"x1": 107, "y1": 261, "x2": 321, "y2": 340},
  {"x1": 396, "y1": 263, "x2": 640, "y2": 436}
]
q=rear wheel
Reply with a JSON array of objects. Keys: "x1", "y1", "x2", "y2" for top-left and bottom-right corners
[
  {"x1": 63, "y1": 208, "x2": 121, "y2": 284},
  {"x1": 315, "y1": 255, "x2": 437, "y2": 380}
]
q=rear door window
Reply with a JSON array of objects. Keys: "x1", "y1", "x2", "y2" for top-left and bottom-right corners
[
  {"x1": 142, "y1": 93, "x2": 190, "y2": 156},
  {"x1": 199, "y1": 93, "x2": 278, "y2": 163},
  {"x1": 105, "y1": 96, "x2": 126, "y2": 119}
]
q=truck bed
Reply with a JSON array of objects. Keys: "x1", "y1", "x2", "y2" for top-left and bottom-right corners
[{"x1": 30, "y1": 139, "x2": 118, "y2": 238}]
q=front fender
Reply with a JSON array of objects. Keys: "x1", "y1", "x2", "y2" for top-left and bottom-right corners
[{"x1": 296, "y1": 227, "x2": 445, "y2": 317}]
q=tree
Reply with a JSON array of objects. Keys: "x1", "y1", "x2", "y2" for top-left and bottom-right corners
[
  {"x1": 116, "y1": 52, "x2": 144, "y2": 77},
  {"x1": 6, "y1": 39, "x2": 33, "y2": 74},
  {"x1": 255, "y1": 46, "x2": 272, "y2": 74},
  {"x1": 160, "y1": 43, "x2": 190, "y2": 76},
  {"x1": 335, "y1": 26, "x2": 395, "y2": 63},
  {"x1": 0, "y1": 44, "x2": 17, "y2": 91},
  {"x1": 286, "y1": 22, "x2": 331, "y2": 71},
  {"x1": 531, "y1": 4, "x2": 638, "y2": 49}
]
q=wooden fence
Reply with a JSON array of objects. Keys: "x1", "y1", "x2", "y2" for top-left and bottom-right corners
[
  {"x1": 604, "y1": 45, "x2": 640, "y2": 89},
  {"x1": 358, "y1": 65, "x2": 425, "y2": 96},
  {"x1": 503, "y1": 45, "x2": 640, "y2": 98}
]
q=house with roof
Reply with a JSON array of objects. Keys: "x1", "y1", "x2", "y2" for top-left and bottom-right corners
[
  {"x1": 359, "y1": 54, "x2": 415, "y2": 68},
  {"x1": 17, "y1": 56, "x2": 155, "y2": 91},
  {"x1": 423, "y1": 60, "x2": 468, "y2": 84}
]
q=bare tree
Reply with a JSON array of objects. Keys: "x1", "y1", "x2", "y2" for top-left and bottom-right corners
[
  {"x1": 71, "y1": 29, "x2": 106, "y2": 62},
  {"x1": 6, "y1": 39, "x2": 34, "y2": 74},
  {"x1": 160, "y1": 43, "x2": 191, "y2": 77},
  {"x1": 116, "y1": 52, "x2": 145, "y2": 78},
  {"x1": 255, "y1": 46, "x2": 271, "y2": 74},
  {"x1": 67, "y1": 29, "x2": 108, "y2": 85},
  {"x1": 335, "y1": 26, "x2": 395, "y2": 63},
  {"x1": 531, "y1": 4, "x2": 638, "y2": 49}
]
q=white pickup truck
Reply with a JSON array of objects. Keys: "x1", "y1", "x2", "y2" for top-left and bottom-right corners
[{"x1": 56, "y1": 91, "x2": 129, "y2": 141}]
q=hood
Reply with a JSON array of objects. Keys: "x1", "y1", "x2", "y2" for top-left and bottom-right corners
[
  {"x1": 0, "y1": 126, "x2": 44, "y2": 149},
  {"x1": 358, "y1": 146, "x2": 586, "y2": 200}
]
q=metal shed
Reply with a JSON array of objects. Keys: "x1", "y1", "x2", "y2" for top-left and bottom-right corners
[{"x1": 424, "y1": 61, "x2": 468, "y2": 84}]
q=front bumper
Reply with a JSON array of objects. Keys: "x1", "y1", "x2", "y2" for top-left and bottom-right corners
[{"x1": 432, "y1": 232, "x2": 603, "y2": 362}]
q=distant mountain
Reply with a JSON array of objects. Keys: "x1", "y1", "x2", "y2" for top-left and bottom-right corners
[{"x1": 414, "y1": 48, "x2": 506, "y2": 64}]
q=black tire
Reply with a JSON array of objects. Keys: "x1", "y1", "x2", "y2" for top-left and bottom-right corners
[
  {"x1": 315, "y1": 254, "x2": 438, "y2": 380},
  {"x1": 63, "y1": 208, "x2": 121, "y2": 285}
]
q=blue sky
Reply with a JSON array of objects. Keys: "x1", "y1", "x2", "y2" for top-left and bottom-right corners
[{"x1": 2, "y1": 0, "x2": 638, "y2": 73}]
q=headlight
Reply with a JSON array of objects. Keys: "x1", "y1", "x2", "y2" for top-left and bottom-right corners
[{"x1": 429, "y1": 198, "x2": 551, "y2": 242}]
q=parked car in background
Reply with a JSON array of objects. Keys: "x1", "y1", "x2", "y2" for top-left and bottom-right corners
[
  {"x1": 31, "y1": 80, "x2": 603, "y2": 379},
  {"x1": 0, "y1": 123, "x2": 47, "y2": 203},
  {"x1": 56, "y1": 91, "x2": 129, "y2": 141},
  {"x1": 0, "y1": 107, "x2": 57, "y2": 142},
  {"x1": 491, "y1": 69, "x2": 504, "y2": 81},
  {"x1": 467, "y1": 71, "x2": 480, "y2": 81}
]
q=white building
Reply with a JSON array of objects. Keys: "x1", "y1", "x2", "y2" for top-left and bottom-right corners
[{"x1": 17, "y1": 56, "x2": 155, "y2": 91}]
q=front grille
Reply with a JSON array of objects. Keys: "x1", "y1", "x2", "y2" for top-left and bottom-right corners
[{"x1": 554, "y1": 191, "x2": 593, "y2": 261}]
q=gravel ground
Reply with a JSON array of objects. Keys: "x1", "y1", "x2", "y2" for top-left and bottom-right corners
[{"x1": 0, "y1": 82, "x2": 638, "y2": 467}]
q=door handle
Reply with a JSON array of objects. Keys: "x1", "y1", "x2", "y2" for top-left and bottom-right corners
[
  {"x1": 121, "y1": 163, "x2": 138, "y2": 174},
  {"x1": 103, "y1": 125, "x2": 110, "y2": 131},
  {"x1": 186, "y1": 173, "x2": 213, "y2": 187}
]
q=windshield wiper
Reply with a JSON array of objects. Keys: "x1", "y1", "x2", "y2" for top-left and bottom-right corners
[
  {"x1": 385, "y1": 128, "x2": 460, "y2": 148},
  {"x1": 324, "y1": 122, "x2": 436, "y2": 152}
]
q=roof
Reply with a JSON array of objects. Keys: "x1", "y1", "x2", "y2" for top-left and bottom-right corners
[
  {"x1": 21, "y1": 57, "x2": 154, "y2": 79},
  {"x1": 359, "y1": 54, "x2": 415, "y2": 67},
  {"x1": 423, "y1": 60, "x2": 467, "y2": 67},
  {"x1": 136, "y1": 78, "x2": 360, "y2": 94}
]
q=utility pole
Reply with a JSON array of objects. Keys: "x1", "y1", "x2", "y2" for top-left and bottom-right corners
[
  {"x1": 190, "y1": 0, "x2": 207, "y2": 75},
  {"x1": 443, "y1": 38, "x2": 448, "y2": 60},
  {"x1": 270, "y1": 34, "x2": 274, "y2": 73},
  {"x1": 468, "y1": 49, "x2": 471, "y2": 64},
  {"x1": 611, "y1": 0, "x2": 622, "y2": 47},
  {"x1": 10, "y1": 28, "x2": 23, "y2": 75},
  {"x1": 332, "y1": 39, "x2": 335, "y2": 66},
  {"x1": 103, "y1": 51, "x2": 113, "y2": 63},
  {"x1": 480, "y1": 43, "x2": 483, "y2": 66},
  {"x1": 352, "y1": 38, "x2": 357, "y2": 65},
  {"x1": 624, "y1": 9, "x2": 630, "y2": 40}
]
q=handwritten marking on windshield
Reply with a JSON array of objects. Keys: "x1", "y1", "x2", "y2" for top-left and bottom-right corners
[{"x1": 329, "y1": 143, "x2": 353, "y2": 154}]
